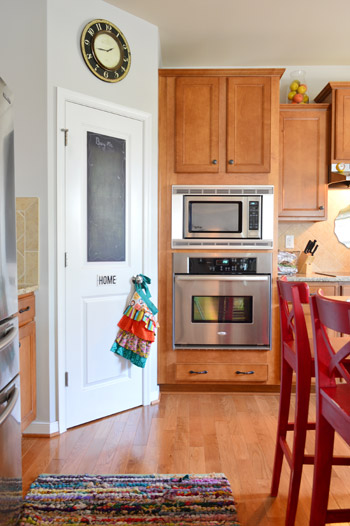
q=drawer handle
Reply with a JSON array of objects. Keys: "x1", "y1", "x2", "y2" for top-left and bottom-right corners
[
  {"x1": 19, "y1": 306, "x2": 31, "y2": 314},
  {"x1": 189, "y1": 370, "x2": 208, "y2": 375},
  {"x1": 235, "y1": 370, "x2": 254, "y2": 375}
]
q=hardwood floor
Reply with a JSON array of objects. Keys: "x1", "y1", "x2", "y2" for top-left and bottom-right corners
[{"x1": 22, "y1": 392, "x2": 350, "y2": 525}]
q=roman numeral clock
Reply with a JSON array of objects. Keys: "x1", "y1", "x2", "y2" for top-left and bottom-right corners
[{"x1": 81, "y1": 19, "x2": 131, "y2": 82}]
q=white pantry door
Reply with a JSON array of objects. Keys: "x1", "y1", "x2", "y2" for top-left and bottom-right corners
[{"x1": 64, "y1": 101, "x2": 143, "y2": 429}]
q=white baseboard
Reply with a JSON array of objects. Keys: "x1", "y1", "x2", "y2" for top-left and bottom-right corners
[
  {"x1": 22, "y1": 420, "x2": 59, "y2": 436},
  {"x1": 150, "y1": 388, "x2": 160, "y2": 404}
]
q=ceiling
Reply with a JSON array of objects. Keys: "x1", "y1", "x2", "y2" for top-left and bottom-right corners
[{"x1": 106, "y1": 0, "x2": 350, "y2": 67}]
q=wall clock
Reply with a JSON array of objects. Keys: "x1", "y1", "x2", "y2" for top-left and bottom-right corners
[{"x1": 81, "y1": 19, "x2": 131, "y2": 83}]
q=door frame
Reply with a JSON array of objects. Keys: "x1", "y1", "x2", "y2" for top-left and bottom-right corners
[{"x1": 57, "y1": 87, "x2": 153, "y2": 433}]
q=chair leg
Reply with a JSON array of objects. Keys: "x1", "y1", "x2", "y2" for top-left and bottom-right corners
[
  {"x1": 285, "y1": 370, "x2": 311, "y2": 526},
  {"x1": 271, "y1": 359, "x2": 293, "y2": 497},
  {"x1": 309, "y1": 411, "x2": 335, "y2": 526}
]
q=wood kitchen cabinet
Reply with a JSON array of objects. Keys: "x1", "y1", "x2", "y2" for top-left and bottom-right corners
[
  {"x1": 315, "y1": 82, "x2": 350, "y2": 162},
  {"x1": 158, "y1": 68, "x2": 283, "y2": 390},
  {"x1": 341, "y1": 284, "x2": 350, "y2": 296},
  {"x1": 18, "y1": 292, "x2": 36, "y2": 431},
  {"x1": 279, "y1": 104, "x2": 330, "y2": 221},
  {"x1": 172, "y1": 69, "x2": 284, "y2": 174}
]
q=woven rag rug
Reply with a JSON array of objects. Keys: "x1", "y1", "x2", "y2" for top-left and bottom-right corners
[{"x1": 20, "y1": 473, "x2": 240, "y2": 525}]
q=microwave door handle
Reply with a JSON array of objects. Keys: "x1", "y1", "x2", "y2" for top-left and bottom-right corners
[
  {"x1": 0, "y1": 325, "x2": 18, "y2": 353},
  {"x1": 174, "y1": 275, "x2": 270, "y2": 282}
]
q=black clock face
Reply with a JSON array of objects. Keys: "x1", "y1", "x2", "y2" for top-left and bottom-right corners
[{"x1": 81, "y1": 19, "x2": 131, "y2": 83}]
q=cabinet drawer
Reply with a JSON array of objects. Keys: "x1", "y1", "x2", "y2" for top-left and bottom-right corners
[
  {"x1": 18, "y1": 293, "x2": 35, "y2": 327},
  {"x1": 175, "y1": 363, "x2": 268, "y2": 383}
]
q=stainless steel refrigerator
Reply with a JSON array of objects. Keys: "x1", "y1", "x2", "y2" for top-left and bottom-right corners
[{"x1": 0, "y1": 77, "x2": 22, "y2": 524}]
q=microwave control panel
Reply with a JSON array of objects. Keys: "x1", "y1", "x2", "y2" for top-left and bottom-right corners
[
  {"x1": 189, "y1": 257, "x2": 257, "y2": 274},
  {"x1": 248, "y1": 200, "x2": 260, "y2": 231}
]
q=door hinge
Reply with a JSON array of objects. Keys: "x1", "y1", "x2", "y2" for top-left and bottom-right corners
[
  {"x1": 64, "y1": 252, "x2": 68, "y2": 267},
  {"x1": 61, "y1": 128, "x2": 69, "y2": 146},
  {"x1": 65, "y1": 372, "x2": 69, "y2": 387}
]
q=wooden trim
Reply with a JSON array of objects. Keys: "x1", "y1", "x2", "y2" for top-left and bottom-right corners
[
  {"x1": 314, "y1": 81, "x2": 350, "y2": 103},
  {"x1": 22, "y1": 432, "x2": 59, "y2": 438},
  {"x1": 159, "y1": 383, "x2": 281, "y2": 393},
  {"x1": 280, "y1": 103, "x2": 330, "y2": 111},
  {"x1": 159, "y1": 68, "x2": 285, "y2": 78}
]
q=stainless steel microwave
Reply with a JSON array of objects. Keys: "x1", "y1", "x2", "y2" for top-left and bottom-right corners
[{"x1": 171, "y1": 185, "x2": 274, "y2": 249}]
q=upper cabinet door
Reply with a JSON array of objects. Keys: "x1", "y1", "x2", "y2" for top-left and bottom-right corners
[
  {"x1": 226, "y1": 77, "x2": 271, "y2": 173},
  {"x1": 335, "y1": 88, "x2": 350, "y2": 160},
  {"x1": 175, "y1": 77, "x2": 220, "y2": 173},
  {"x1": 279, "y1": 106, "x2": 329, "y2": 221}
]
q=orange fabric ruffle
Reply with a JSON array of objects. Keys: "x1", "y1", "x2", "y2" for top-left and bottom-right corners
[{"x1": 118, "y1": 315, "x2": 155, "y2": 342}]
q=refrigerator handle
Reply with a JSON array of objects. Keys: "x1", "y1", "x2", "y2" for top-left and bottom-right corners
[
  {"x1": 0, "y1": 385, "x2": 19, "y2": 426},
  {"x1": 0, "y1": 325, "x2": 18, "y2": 353}
]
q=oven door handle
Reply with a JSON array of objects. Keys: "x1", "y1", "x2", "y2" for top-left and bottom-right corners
[
  {"x1": 174, "y1": 275, "x2": 270, "y2": 282},
  {"x1": 0, "y1": 325, "x2": 18, "y2": 353},
  {"x1": 0, "y1": 385, "x2": 19, "y2": 426}
]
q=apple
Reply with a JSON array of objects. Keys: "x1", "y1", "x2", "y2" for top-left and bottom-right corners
[
  {"x1": 303, "y1": 94, "x2": 309, "y2": 103},
  {"x1": 288, "y1": 90, "x2": 297, "y2": 100},
  {"x1": 293, "y1": 93, "x2": 303, "y2": 103},
  {"x1": 290, "y1": 80, "x2": 300, "y2": 91},
  {"x1": 297, "y1": 84, "x2": 307, "y2": 94}
]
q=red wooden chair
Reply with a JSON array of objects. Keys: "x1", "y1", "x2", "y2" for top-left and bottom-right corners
[
  {"x1": 271, "y1": 278, "x2": 315, "y2": 526},
  {"x1": 309, "y1": 291, "x2": 350, "y2": 526}
]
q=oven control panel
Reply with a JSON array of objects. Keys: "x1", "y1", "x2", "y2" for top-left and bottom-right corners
[{"x1": 189, "y1": 257, "x2": 257, "y2": 274}]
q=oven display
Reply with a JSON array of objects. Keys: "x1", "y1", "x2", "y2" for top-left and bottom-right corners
[
  {"x1": 192, "y1": 296, "x2": 252, "y2": 323},
  {"x1": 189, "y1": 257, "x2": 257, "y2": 274}
]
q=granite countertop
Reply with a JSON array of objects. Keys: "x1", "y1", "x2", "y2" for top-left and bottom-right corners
[
  {"x1": 18, "y1": 285, "x2": 39, "y2": 296},
  {"x1": 285, "y1": 272, "x2": 350, "y2": 282}
]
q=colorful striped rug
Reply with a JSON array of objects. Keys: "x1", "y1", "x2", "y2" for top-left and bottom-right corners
[{"x1": 20, "y1": 473, "x2": 239, "y2": 525}]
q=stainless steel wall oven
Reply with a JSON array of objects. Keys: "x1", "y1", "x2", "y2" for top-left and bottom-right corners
[{"x1": 173, "y1": 252, "x2": 272, "y2": 349}]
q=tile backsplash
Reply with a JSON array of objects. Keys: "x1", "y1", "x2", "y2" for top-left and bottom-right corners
[
  {"x1": 278, "y1": 189, "x2": 350, "y2": 272},
  {"x1": 16, "y1": 197, "x2": 39, "y2": 287}
]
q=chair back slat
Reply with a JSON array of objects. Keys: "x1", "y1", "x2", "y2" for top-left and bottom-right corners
[
  {"x1": 277, "y1": 279, "x2": 311, "y2": 367},
  {"x1": 277, "y1": 280, "x2": 295, "y2": 342},
  {"x1": 310, "y1": 292, "x2": 350, "y2": 387},
  {"x1": 329, "y1": 340, "x2": 350, "y2": 378}
]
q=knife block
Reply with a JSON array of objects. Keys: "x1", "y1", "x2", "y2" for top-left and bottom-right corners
[{"x1": 297, "y1": 252, "x2": 315, "y2": 275}]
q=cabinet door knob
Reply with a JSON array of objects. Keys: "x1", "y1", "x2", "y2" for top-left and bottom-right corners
[
  {"x1": 228, "y1": 159, "x2": 234, "y2": 165},
  {"x1": 319, "y1": 205, "x2": 324, "y2": 210},
  {"x1": 212, "y1": 160, "x2": 217, "y2": 165}
]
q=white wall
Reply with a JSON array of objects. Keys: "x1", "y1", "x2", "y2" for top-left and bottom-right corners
[
  {"x1": 0, "y1": 0, "x2": 52, "y2": 425},
  {"x1": 1, "y1": 0, "x2": 159, "y2": 431}
]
